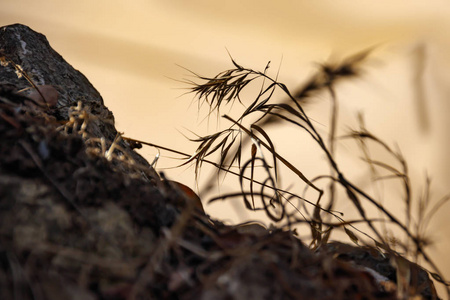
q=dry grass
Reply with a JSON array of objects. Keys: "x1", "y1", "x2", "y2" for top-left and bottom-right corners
[{"x1": 160, "y1": 49, "x2": 450, "y2": 296}]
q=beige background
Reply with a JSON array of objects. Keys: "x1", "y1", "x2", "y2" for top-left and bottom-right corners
[{"x1": 2, "y1": 1, "x2": 450, "y2": 296}]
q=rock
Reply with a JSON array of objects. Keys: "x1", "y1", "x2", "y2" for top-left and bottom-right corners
[
  {"x1": 0, "y1": 24, "x2": 102, "y2": 110},
  {"x1": 0, "y1": 23, "x2": 442, "y2": 300},
  {"x1": 0, "y1": 23, "x2": 155, "y2": 175}
]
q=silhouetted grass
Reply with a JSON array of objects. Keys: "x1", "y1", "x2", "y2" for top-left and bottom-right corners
[{"x1": 174, "y1": 50, "x2": 450, "y2": 296}]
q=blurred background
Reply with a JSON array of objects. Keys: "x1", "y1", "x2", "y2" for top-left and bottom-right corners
[{"x1": 2, "y1": 0, "x2": 450, "y2": 296}]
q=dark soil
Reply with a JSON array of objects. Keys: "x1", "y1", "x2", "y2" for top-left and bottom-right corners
[{"x1": 0, "y1": 24, "x2": 440, "y2": 300}]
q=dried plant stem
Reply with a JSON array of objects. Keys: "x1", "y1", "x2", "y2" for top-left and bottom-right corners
[{"x1": 172, "y1": 51, "x2": 449, "y2": 293}]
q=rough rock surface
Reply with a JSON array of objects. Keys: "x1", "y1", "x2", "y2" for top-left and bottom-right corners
[
  {"x1": 0, "y1": 24, "x2": 440, "y2": 300},
  {"x1": 0, "y1": 23, "x2": 155, "y2": 175}
]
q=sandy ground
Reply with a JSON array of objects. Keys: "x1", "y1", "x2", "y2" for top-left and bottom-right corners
[{"x1": 2, "y1": 1, "x2": 450, "y2": 297}]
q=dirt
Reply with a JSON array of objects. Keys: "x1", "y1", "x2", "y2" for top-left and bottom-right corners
[{"x1": 0, "y1": 24, "x2": 441, "y2": 300}]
